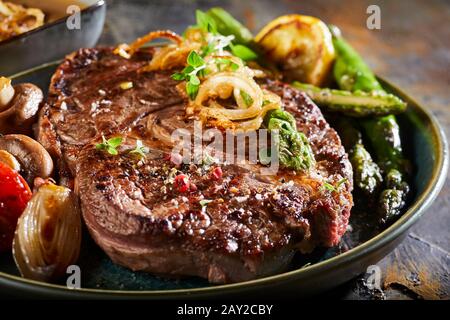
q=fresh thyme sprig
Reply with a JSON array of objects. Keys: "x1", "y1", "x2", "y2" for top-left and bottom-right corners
[
  {"x1": 129, "y1": 139, "x2": 149, "y2": 158},
  {"x1": 171, "y1": 51, "x2": 206, "y2": 100},
  {"x1": 199, "y1": 199, "x2": 213, "y2": 207},
  {"x1": 173, "y1": 53, "x2": 240, "y2": 100},
  {"x1": 172, "y1": 9, "x2": 259, "y2": 100},
  {"x1": 321, "y1": 178, "x2": 348, "y2": 192},
  {"x1": 95, "y1": 135, "x2": 123, "y2": 155}
]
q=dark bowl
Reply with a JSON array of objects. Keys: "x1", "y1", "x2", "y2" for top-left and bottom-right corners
[
  {"x1": 0, "y1": 0, "x2": 105, "y2": 76},
  {"x1": 0, "y1": 62, "x2": 447, "y2": 299}
]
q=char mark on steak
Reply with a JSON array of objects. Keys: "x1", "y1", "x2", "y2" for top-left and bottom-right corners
[{"x1": 37, "y1": 47, "x2": 353, "y2": 283}]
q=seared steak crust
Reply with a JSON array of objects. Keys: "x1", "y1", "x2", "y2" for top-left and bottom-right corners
[{"x1": 38, "y1": 47, "x2": 353, "y2": 283}]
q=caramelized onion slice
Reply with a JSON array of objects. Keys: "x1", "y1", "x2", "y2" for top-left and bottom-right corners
[
  {"x1": 195, "y1": 72, "x2": 263, "y2": 121},
  {"x1": 13, "y1": 183, "x2": 81, "y2": 282},
  {"x1": 142, "y1": 44, "x2": 196, "y2": 72},
  {"x1": 114, "y1": 30, "x2": 183, "y2": 58},
  {"x1": 0, "y1": 76, "x2": 14, "y2": 109}
]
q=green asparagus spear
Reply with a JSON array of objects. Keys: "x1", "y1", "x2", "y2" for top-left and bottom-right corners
[
  {"x1": 361, "y1": 115, "x2": 405, "y2": 172},
  {"x1": 330, "y1": 26, "x2": 384, "y2": 93},
  {"x1": 205, "y1": 8, "x2": 259, "y2": 61},
  {"x1": 350, "y1": 144, "x2": 384, "y2": 195},
  {"x1": 190, "y1": 9, "x2": 258, "y2": 61},
  {"x1": 335, "y1": 118, "x2": 383, "y2": 195},
  {"x1": 362, "y1": 116, "x2": 410, "y2": 222},
  {"x1": 292, "y1": 82, "x2": 406, "y2": 117},
  {"x1": 378, "y1": 189, "x2": 405, "y2": 222},
  {"x1": 378, "y1": 167, "x2": 409, "y2": 223},
  {"x1": 385, "y1": 168, "x2": 409, "y2": 191},
  {"x1": 206, "y1": 7, "x2": 254, "y2": 45},
  {"x1": 330, "y1": 26, "x2": 409, "y2": 223}
]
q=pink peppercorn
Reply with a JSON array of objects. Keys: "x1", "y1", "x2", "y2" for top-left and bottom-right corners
[
  {"x1": 211, "y1": 167, "x2": 223, "y2": 180},
  {"x1": 174, "y1": 174, "x2": 190, "y2": 192}
]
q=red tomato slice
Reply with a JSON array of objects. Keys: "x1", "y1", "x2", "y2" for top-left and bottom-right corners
[{"x1": 0, "y1": 162, "x2": 32, "y2": 252}]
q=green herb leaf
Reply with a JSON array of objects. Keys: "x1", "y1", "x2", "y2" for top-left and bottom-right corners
[
  {"x1": 199, "y1": 199, "x2": 213, "y2": 206},
  {"x1": 95, "y1": 135, "x2": 123, "y2": 155},
  {"x1": 187, "y1": 50, "x2": 204, "y2": 68},
  {"x1": 189, "y1": 74, "x2": 200, "y2": 85},
  {"x1": 264, "y1": 109, "x2": 297, "y2": 130},
  {"x1": 107, "y1": 146, "x2": 118, "y2": 155},
  {"x1": 172, "y1": 50, "x2": 207, "y2": 100},
  {"x1": 200, "y1": 43, "x2": 215, "y2": 57},
  {"x1": 129, "y1": 140, "x2": 149, "y2": 158},
  {"x1": 202, "y1": 152, "x2": 217, "y2": 166},
  {"x1": 230, "y1": 44, "x2": 258, "y2": 61},
  {"x1": 108, "y1": 137, "x2": 123, "y2": 148},
  {"x1": 95, "y1": 135, "x2": 107, "y2": 150},
  {"x1": 198, "y1": 68, "x2": 207, "y2": 78},
  {"x1": 336, "y1": 178, "x2": 348, "y2": 189},
  {"x1": 264, "y1": 110, "x2": 315, "y2": 171},
  {"x1": 171, "y1": 72, "x2": 186, "y2": 81},
  {"x1": 186, "y1": 81, "x2": 199, "y2": 100},
  {"x1": 240, "y1": 90, "x2": 254, "y2": 107},
  {"x1": 322, "y1": 182, "x2": 336, "y2": 192},
  {"x1": 182, "y1": 65, "x2": 195, "y2": 74},
  {"x1": 320, "y1": 179, "x2": 348, "y2": 193},
  {"x1": 230, "y1": 61, "x2": 239, "y2": 71}
]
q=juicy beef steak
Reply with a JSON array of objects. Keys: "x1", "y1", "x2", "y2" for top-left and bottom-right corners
[{"x1": 37, "y1": 47, "x2": 353, "y2": 283}]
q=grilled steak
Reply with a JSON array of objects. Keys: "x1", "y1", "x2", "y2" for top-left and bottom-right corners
[{"x1": 37, "y1": 47, "x2": 353, "y2": 283}]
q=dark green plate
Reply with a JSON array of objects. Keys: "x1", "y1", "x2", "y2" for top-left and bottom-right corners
[{"x1": 0, "y1": 62, "x2": 447, "y2": 298}]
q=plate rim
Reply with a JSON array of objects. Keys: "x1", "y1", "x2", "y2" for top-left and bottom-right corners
[{"x1": 1, "y1": 62, "x2": 448, "y2": 298}]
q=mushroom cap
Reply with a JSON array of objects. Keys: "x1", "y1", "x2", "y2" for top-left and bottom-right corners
[
  {"x1": 0, "y1": 83, "x2": 43, "y2": 135},
  {"x1": 0, "y1": 134, "x2": 53, "y2": 185}
]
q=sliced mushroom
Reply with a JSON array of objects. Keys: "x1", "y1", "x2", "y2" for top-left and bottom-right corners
[
  {"x1": 0, "y1": 134, "x2": 53, "y2": 185},
  {"x1": 0, "y1": 79, "x2": 43, "y2": 135},
  {"x1": 0, "y1": 149, "x2": 21, "y2": 171}
]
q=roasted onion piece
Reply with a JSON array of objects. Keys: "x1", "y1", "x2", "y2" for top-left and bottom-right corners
[
  {"x1": 0, "y1": 76, "x2": 14, "y2": 109},
  {"x1": 13, "y1": 183, "x2": 81, "y2": 282},
  {"x1": 143, "y1": 44, "x2": 196, "y2": 72},
  {"x1": 190, "y1": 72, "x2": 281, "y2": 131},
  {"x1": 114, "y1": 30, "x2": 184, "y2": 58},
  {"x1": 194, "y1": 72, "x2": 263, "y2": 120}
]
